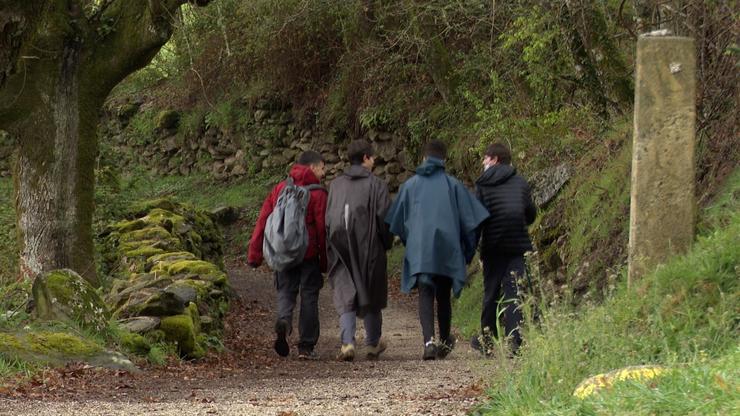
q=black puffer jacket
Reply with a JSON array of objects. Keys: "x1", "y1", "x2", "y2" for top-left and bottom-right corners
[{"x1": 475, "y1": 164, "x2": 536, "y2": 255}]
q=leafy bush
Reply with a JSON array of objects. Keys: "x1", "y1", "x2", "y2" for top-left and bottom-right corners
[{"x1": 128, "y1": 110, "x2": 157, "y2": 146}]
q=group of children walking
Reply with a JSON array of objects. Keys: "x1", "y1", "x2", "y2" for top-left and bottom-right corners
[{"x1": 247, "y1": 139, "x2": 536, "y2": 361}]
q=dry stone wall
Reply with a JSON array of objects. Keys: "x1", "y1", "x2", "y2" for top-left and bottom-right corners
[
  {"x1": 99, "y1": 97, "x2": 417, "y2": 191},
  {"x1": 100, "y1": 198, "x2": 227, "y2": 358}
]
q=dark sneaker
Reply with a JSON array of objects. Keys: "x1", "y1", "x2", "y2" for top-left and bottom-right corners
[
  {"x1": 470, "y1": 334, "x2": 483, "y2": 353},
  {"x1": 471, "y1": 334, "x2": 494, "y2": 357},
  {"x1": 298, "y1": 348, "x2": 319, "y2": 361},
  {"x1": 365, "y1": 340, "x2": 387, "y2": 361},
  {"x1": 437, "y1": 335, "x2": 456, "y2": 359},
  {"x1": 423, "y1": 343, "x2": 438, "y2": 360},
  {"x1": 274, "y1": 319, "x2": 289, "y2": 357}
]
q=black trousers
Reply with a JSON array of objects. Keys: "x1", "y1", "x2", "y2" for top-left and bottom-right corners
[
  {"x1": 275, "y1": 259, "x2": 323, "y2": 351},
  {"x1": 418, "y1": 275, "x2": 453, "y2": 344},
  {"x1": 481, "y1": 253, "x2": 524, "y2": 349}
]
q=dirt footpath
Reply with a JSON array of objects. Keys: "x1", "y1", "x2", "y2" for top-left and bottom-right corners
[{"x1": 0, "y1": 259, "x2": 493, "y2": 416}]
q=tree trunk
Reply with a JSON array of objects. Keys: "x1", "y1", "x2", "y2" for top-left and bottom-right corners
[
  {"x1": 13, "y1": 38, "x2": 99, "y2": 285},
  {"x1": 0, "y1": 0, "x2": 212, "y2": 285}
]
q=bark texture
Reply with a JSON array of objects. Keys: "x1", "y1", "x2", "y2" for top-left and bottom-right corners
[{"x1": 0, "y1": 0, "x2": 212, "y2": 285}]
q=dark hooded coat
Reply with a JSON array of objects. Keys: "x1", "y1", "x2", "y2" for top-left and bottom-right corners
[
  {"x1": 326, "y1": 165, "x2": 393, "y2": 315},
  {"x1": 475, "y1": 164, "x2": 536, "y2": 256}
]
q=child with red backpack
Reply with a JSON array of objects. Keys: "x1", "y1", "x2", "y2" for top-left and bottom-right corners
[{"x1": 247, "y1": 151, "x2": 328, "y2": 360}]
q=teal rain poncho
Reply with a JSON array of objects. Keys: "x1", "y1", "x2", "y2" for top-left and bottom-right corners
[{"x1": 385, "y1": 158, "x2": 490, "y2": 296}]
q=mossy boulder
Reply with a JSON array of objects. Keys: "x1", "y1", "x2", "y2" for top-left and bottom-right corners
[
  {"x1": 151, "y1": 259, "x2": 223, "y2": 277},
  {"x1": 32, "y1": 270, "x2": 111, "y2": 333},
  {"x1": 118, "y1": 331, "x2": 152, "y2": 356},
  {"x1": 107, "y1": 273, "x2": 174, "y2": 309},
  {"x1": 210, "y1": 206, "x2": 240, "y2": 226},
  {"x1": 119, "y1": 316, "x2": 161, "y2": 333},
  {"x1": 145, "y1": 251, "x2": 197, "y2": 272},
  {"x1": 160, "y1": 308, "x2": 204, "y2": 359},
  {"x1": 156, "y1": 110, "x2": 180, "y2": 130},
  {"x1": 0, "y1": 330, "x2": 137, "y2": 371},
  {"x1": 164, "y1": 283, "x2": 198, "y2": 305},
  {"x1": 118, "y1": 225, "x2": 173, "y2": 243},
  {"x1": 117, "y1": 288, "x2": 185, "y2": 318}
]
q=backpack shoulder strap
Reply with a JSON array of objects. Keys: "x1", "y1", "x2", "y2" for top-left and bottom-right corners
[{"x1": 304, "y1": 184, "x2": 327, "y2": 193}]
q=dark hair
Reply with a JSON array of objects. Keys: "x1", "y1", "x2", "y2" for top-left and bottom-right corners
[
  {"x1": 297, "y1": 150, "x2": 324, "y2": 165},
  {"x1": 347, "y1": 140, "x2": 374, "y2": 165},
  {"x1": 484, "y1": 143, "x2": 512, "y2": 165},
  {"x1": 423, "y1": 140, "x2": 447, "y2": 160}
]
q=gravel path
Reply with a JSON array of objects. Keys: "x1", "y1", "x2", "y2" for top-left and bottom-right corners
[{"x1": 1, "y1": 259, "x2": 493, "y2": 415}]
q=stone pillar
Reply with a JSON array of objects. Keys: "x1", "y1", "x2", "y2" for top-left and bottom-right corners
[{"x1": 628, "y1": 36, "x2": 696, "y2": 286}]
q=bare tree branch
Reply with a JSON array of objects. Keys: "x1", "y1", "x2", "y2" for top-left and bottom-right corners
[{"x1": 82, "y1": 0, "x2": 212, "y2": 95}]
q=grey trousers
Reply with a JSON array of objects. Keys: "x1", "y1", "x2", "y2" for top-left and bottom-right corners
[
  {"x1": 339, "y1": 310, "x2": 382, "y2": 347},
  {"x1": 275, "y1": 259, "x2": 323, "y2": 351}
]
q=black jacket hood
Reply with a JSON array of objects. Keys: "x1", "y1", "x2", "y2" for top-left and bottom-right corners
[{"x1": 476, "y1": 164, "x2": 516, "y2": 187}]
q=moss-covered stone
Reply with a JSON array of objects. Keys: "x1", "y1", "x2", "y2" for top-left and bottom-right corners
[
  {"x1": 186, "y1": 302, "x2": 201, "y2": 334},
  {"x1": 129, "y1": 199, "x2": 180, "y2": 218},
  {"x1": 159, "y1": 314, "x2": 204, "y2": 358},
  {"x1": 145, "y1": 251, "x2": 196, "y2": 271},
  {"x1": 109, "y1": 218, "x2": 148, "y2": 234},
  {"x1": 118, "y1": 331, "x2": 152, "y2": 356},
  {"x1": 156, "y1": 110, "x2": 180, "y2": 130},
  {"x1": 168, "y1": 279, "x2": 212, "y2": 302},
  {"x1": 165, "y1": 283, "x2": 198, "y2": 305},
  {"x1": 145, "y1": 329, "x2": 166, "y2": 343},
  {"x1": 119, "y1": 238, "x2": 182, "y2": 253},
  {"x1": 26, "y1": 331, "x2": 103, "y2": 356},
  {"x1": 99, "y1": 197, "x2": 229, "y2": 357},
  {"x1": 32, "y1": 269, "x2": 111, "y2": 333},
  {"x1": 119, "y1": 225, "x2": 173, "y2": 243},
  {"x1": 107, "y1": 274, "x2": 174, "y2": 309},
  {"x1": 124, "y1": 245, "x2": 166, "y2": 259},
  {"x1": 0, "y1": 330, "x2": 137, "y2": 371},
  {"x1": 122, "y1": 289, "x2": 185, "y2": 318},
  {"x1": 152, "y1": 259, "x2": 223, "y2": 277}
]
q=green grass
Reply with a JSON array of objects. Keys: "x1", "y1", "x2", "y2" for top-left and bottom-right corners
[
  {"x1": 95, "y1": 167, "x2": 280, "y2": 255},
  {"x1": 472, "y1": 169, "x2": 740, "y2": 415},
  {"x1": 698, "y1": 168, "x2": 740, "y2": 235},
  {"x1": 0, "y1": 356, "x2": 38, "y2": 382},
  {"x1": 452, "y1": 269, "x2": 484, "y2": 338},
  {"x1": 563, "y1": 137, "x2": 631, "y2": 286},
  {"x1": 575, "y1": 349, "x2": 739, "y2": 415},
  {"x1": 97, "y1": 168, "x2": 278, "y2": 220}
]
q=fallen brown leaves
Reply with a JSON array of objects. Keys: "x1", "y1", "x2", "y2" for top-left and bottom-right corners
[{"x1": 0, "y1": 259, "x2": 281, "y2": 402}]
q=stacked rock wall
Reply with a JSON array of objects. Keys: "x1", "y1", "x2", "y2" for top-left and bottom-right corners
[
  {"x1": 100, "y1": 198, "x2": 227, "y2": 358},
  {"x1": 99, "y1": 97, "x2": 417, "y2": 191}
]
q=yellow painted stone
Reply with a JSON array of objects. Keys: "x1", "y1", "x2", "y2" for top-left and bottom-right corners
[{"x1": 573, "y1": 365, "x2": 667, "y2": 399}]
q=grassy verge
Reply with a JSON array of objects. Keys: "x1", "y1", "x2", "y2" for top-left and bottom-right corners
[
  {"x1": 472, "y1": 168, "x2": 739, "y2": 415},
  {"x1": 452, "y1": 271, "x2": 484, "y2": 339},
  {"x1": 95, "y1": 167, "x2": 280, "y2": 255}
]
